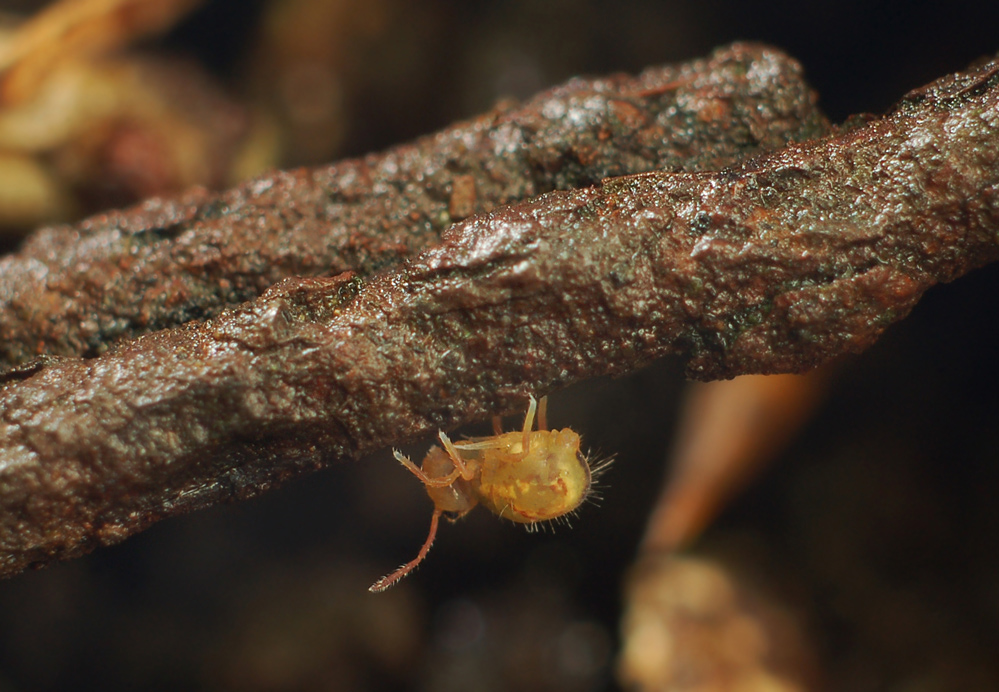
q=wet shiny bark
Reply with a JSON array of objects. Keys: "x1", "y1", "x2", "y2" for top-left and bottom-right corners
[
  {"x1": 2, "y1": 49, "x2": 997, "y2": 577},
  {"x1": 0, "y1": 42, "x2": 826, "y2": 368}
]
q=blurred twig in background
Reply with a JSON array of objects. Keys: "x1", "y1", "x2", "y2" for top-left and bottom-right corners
[{"x1": 0, "y1": 0, "x2": 269, "y2": 234}]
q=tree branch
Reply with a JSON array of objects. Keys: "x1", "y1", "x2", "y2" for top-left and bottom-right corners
[
  {"x1": 0, "y1": 42, "x2": 826, "y2": 368},
  {"x1": 2, "y1": 49, "x2": 998, "y2": 577}
]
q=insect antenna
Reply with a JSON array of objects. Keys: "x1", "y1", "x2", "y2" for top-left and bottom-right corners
[{"x1": 369, "y1": 508, "x2": 442, "y2": 592}]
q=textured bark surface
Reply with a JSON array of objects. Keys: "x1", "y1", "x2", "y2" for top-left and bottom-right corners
[
  {"x1": 2, "y1": 51, "x2": 998, "y2": 577},
  {"x1": 0, "y1": 42, "x2": 827, "y2": 368}
]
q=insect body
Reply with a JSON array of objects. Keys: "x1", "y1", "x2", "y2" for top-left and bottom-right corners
[{"x1": 369, "y1": 395, "x2": 596, "y2": 592}]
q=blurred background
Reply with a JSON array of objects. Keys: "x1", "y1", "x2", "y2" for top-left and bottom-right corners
[{"x1": 1, "y1": 1, "x2": 999, "y2": 690}]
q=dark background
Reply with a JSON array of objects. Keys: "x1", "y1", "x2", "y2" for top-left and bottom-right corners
[{"x1": 1, "y1": 1, "x2": 998, "y2": 690}]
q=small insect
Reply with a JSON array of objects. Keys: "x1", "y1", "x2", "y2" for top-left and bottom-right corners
[{"x1": 369, "y1": 395, "x2": 606, "y2": 592}]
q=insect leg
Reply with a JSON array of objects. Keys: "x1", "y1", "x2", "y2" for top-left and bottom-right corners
[
  {"x1": 438, "y1": 431, "x2": 476, "y2": 481},
  {"x1": 369, "y1": 508, "x2": 441, "y2": 592},
  {"x1": 521, "y1": 395, "x2": 538, "y2": 451},
  {"x1": 393, "y1": 449, "x2": 462, "y2": 487}
]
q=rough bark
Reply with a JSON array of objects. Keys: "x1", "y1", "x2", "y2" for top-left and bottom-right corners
[
  {"x1": 2, "y1": 51, "x2": 998, "y2": 578},
  {"x1": 0, "y1": 42, "x2": 827, "y2": 368}
]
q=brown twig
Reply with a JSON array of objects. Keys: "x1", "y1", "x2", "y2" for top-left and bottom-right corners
[
  {"x1": 2, "y1": 51, "x2": 999, "y2": 578},
  {"x1": 0, "y1": 42, "x2": 827, "y2": 368}
]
